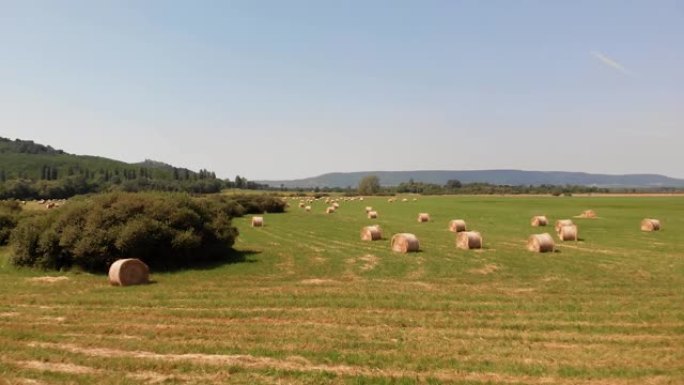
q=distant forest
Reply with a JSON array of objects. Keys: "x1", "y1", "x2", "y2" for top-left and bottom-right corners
[
  {"x1": 277, "y1": 179, "x2": 613, "y2": 196},
  {"x1": 0, "y1": 137, "x2": 266, "y2": 199}
]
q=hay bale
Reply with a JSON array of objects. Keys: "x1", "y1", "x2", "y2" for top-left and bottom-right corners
[
  {"x1": 555, "y1": 219, "x2": 574, "y2": 233},
  {"x1": 359, "y1": 197, "x2": 364, "y2": 201},
  {"x1": 251, "y1": 216, "x2": 264, "y2": 227},
  {"x1": 527, "y1": 233, "x2": 555, "y2": 252},
  {"x1": 531, "y1": 216, "x2": 548, "y2": 227},
  {"x1": 388, "y1": 198, "x2": 395, "y2": 203},
  {"x1": 402, "y1": 198, "x2": 408, "y2": 202},
  {"x1": 108, "y1": 259, "x2": 149, "y2": 286},
  {"x1": 448, "y1": 219, "x2": 467, "y2": 233},
  {"x1": 46, "y1": 202, "x2": 56, "y2": 209},
  {"x1": 579, "y1": 209, "x2": 596, "y2": 218},
  {"x1": 298, "y1": 202, "x2": 305, "y2": 208},
  {"x1": 365, "y1": 206, "x2": 373, "y2": 213},
  {"x1": 305, "y1": 205, "x2": 311, "y2": 212},
  {"x1": 641, "y1": 218, "x2": 661, "y2": 232},
  {"x1": 332, "y1": 202, "x2": 340, "y2": 209},
  {"x1": 391, "y1": 233, "x2": 420, "y2": 253},
  {"x1": 361, "y1": 225, "x2": 382, "y2": 241},
  {"x1": 558, "y1": 225, "x2": 578, "y2": 241},
  {"x1": 367, "y1": 211, "x2": 378, "y2": 219},
  {"x1": 456, "y1": 231, "x2": 482, "y2": 250},
  {"x1": 326, "y1": 207, "x2": 335, "y2": 214},
  {"x1": 417, "y1": 213, "x2": 430, "y2": 223}
]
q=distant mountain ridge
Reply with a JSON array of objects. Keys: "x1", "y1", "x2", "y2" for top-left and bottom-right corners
[{"x1": 259, "y1": 170, "x2": 684, "y2": 189}]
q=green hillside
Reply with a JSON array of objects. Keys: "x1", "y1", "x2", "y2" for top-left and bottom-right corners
[
  {"x1": 0, "y1": 137, "x2": 199, "y2": 181},
  {"x1": 0, "y1": 137, "x2": 221, "y2": 199}
]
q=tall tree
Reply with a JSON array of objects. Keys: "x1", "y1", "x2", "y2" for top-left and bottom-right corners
[{"x1": 357, "y1": 175, "x2": 381, "y2": 195}]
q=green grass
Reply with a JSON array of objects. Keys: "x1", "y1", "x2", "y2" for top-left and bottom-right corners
[{"x1": 0, "y1": 195, "x2": 683, "y2": 384}]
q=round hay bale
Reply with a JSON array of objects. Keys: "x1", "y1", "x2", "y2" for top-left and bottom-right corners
[
  {"x1": 558, "y1": 225, "x2": 578, "y2": 241},
  {"x1": 326, "y1": 207, "x2": 335, "y2": 214},
  {"x1": 531, "y1": 216, "x2": 548, "y2": 227},
  {"x1": 359, "y1": 197, "x2": 364, "y2": 201},
  {"x1": 555, "y1": 219, "x2": 574, "y2": 233},
  {"x1": 304, "y1": 205, "x2": 311, "y2": 212},
  {"x1": 527, "y1": 233, "x2": 555, "y2": 252},
  {"x1": 580, "y1": 209, "x2": 596, "y2": 218},
  {"x1": 108, "y1": 259, "x2": 149, "y2": 286},
  {"x1": 641, "y1": 218, "x2": 661, "y2": 232},
  {"x1": 46, "y1": 202, "x2": 56, "y2": 209},
  {"x1": 388, "y1": 198, "x2": 395, "y2": 203},
  {"x1": 456, "y1": 231, "x2": 482, "y2": 250},
  {"x1": 298, "y1": 202, "x2": 305, "y2": 208},
  {"x1": 402, "y1": 198, "x2": 408, "y2": 202},
  {"x1": 417, "y1": 213, "x2": 430, "y2": 223},
  {"x1": 360, "y1": 225, "x2": 382, "y2": 241},
  {"x1": 251, "y1": 216, "x2": 264, "y2": 227},
  {"x1": 391, "y1": 233, "x2": 420, "y2": 253},
  {"x1": 332, "y1": 202, "x2": 340, "y2": 209},
  {"x1": 448, "y1": 219, "x2": 467, "y2": 233},
  {"x1": 365, "y1": 206, "x2": 373, "y2": 213},
  {"x1": 367, "y1": 211, "x2": 378, "y2": 219}
]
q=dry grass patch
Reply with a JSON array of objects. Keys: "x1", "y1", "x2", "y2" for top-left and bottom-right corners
[
  {"x1": 469, "y1": 263, "x2": 499, "y2": 275},
  {"x1": 6, "y1": 359, "x2": 101, "y2": 375},
  {"x1": 299, "y1": 279, "x2": 338, "y2": 285},
  {"x1": 358, "y1": 254, "x2": 380, "y2": 271},
  {"x1": 27, "y1": 276, "x2": 69, "y2": 284}
]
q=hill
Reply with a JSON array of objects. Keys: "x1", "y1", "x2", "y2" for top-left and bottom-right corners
[
  {"x1": 259, "y1": 170, "x2": 684, "y2": 189},
  {"x1": 0, "y1": 137, "x2": 222, "y2": 199},
  {"x1": 0, "y1": 137, "x2": 203, "y2": 181}
]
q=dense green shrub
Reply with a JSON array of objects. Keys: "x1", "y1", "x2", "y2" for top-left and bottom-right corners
[
  {"x1": 226, "y1": 194, "x2": 286, "y2": 214},
  {"x1": 0, "y1": 200, "x2": 22, "y2": 245},
  {"x1": 9, "y1": 192, "x2": 239, "y2": 271}
]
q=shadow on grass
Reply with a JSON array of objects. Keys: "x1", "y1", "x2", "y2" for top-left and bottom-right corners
[{"x1": 152, "y1": 248, "x2": 262, "y2": 273}]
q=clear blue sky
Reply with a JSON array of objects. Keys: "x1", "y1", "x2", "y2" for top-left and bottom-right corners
[{"x1": 1, "y1": 1, "x2": 683, "y2": 179}]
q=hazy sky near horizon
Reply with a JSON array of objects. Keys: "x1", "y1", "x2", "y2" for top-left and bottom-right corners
[{"x1": 1, "y1": 1, "x2": 683, "y2": 180}]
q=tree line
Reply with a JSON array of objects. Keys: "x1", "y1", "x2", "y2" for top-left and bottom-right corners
[
  {"x1": 254, "y1": 175, "x2": 681, "y2": 195},
  {"x1": 0, "y1": 167, "x2": 268, "y2": 200}
]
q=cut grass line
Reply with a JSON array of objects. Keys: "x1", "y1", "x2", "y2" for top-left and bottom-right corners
[{"x1": 24, "y1": 341, "x2": 677, "y2": 385}]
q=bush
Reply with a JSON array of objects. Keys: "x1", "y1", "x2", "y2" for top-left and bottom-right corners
[
  {"x1": 9, "y1": 192, "x2": 239, "y2": 271},
  {"x1": 0, "y1": 200, "x2": 22, "y2": 245},
  {"x1": 220, "y1": 194, "x2": 286, "y2": 214}
]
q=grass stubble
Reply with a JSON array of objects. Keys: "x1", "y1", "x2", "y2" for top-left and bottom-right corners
[{"x1": 0, "y1": 195, "x2": 682, "y2": 384}]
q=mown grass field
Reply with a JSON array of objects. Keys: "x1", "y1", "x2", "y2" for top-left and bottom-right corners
[{"x1": 0, "y1": 195, "x2": 683, "y2": 384}]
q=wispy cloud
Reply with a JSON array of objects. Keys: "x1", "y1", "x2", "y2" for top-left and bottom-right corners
[{"x1": 591, "y1": 51, "x2": 633, "y2": 76}]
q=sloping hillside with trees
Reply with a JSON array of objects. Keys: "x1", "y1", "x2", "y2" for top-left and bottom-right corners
[{"x1": 0, "y1": 137, "x2": 230, "y2": 199}]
